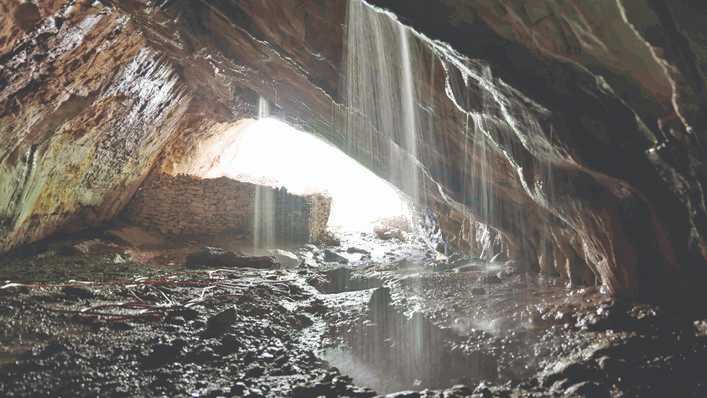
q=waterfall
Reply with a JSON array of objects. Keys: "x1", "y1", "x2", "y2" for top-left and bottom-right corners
[
  {"x1": 337, "y1": 1, "x2": 570, "y2": 390},
  {"x1": 343, "y1": 0, "x2": 420, "y2": 205},
  {"x1": 257, "y1": 96, "x2": 270, "y2": 120},
  {"x1": 435, "y1": 40, "x2": 562, "y2": 262},
  {"x1": 343, "y1": 0, "x2": 563, "y2": 262},
  {"x1": 399, "y1": 25, "x2": 419, "y2": 204},
  {"x1": 341, "y1": 1, "x2": 429, "y2": 387},
  {"x1": 253, "y1": 97, "x2": 275, "y2": 250}
]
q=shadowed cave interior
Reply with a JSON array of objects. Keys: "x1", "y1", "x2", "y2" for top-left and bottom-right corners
[{"x1": 1, "y1": 0, "x2": 707, "y2": 397}]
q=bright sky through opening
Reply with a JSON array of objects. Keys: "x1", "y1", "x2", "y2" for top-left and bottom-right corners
[{"x1": 217, "y1": 118, "x2": 410, "y2": 231}]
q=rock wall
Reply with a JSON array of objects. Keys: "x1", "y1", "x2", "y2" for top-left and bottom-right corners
[
  {"x1": 366, "y1": 0, "x2": 707, "y2": 301},
  {"x1": 123, "y1": 173, "x2": 331, "y2": 242},
  {"x1": 0, "y1": 0, "x2": 191, "y2": 252},
  {"x1": 123, "y1": 174, "x2": 331, "y2": 242},
  {"x1": 0, "y1": 0, "x2": 705, "y2": 302}
]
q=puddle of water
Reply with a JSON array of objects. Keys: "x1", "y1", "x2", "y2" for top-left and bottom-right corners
[
  {"x1": 322, "y1": 346, "x2": 400, "y2": 394},
  {"x1": 323, "y1": 287, "x2": 499, "y2": 394}
]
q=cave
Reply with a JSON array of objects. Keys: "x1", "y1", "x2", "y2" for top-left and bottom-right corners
[{"x1": 1, "y1": 0, "x2": 706, "y2": 397}]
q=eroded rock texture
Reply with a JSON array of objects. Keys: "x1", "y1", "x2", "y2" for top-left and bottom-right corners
[
  {"x1": 369, "y1": 0, "x2": 707, "y2": 301},
  {"x1": 0, "y1": 0, "x2": 190, "y2": 252},
  {"x1": 0, "y1": 0, "x2": 705, "y2": 302}
]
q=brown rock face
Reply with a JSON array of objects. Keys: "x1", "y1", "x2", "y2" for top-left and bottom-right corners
[
  {"x1": 0, "y1": 1, "x2": 191, "y2": 251},
  {"x1": 0, "y1": 0, "x2": 705, "y2": 302},
  {"x1": 368, "y1": 0, "x2": 707, "y2": 300}
]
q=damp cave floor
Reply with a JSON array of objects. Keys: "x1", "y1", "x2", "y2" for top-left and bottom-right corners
[{"x1": 1, "y1": 227, "x2": 706, "y2": 398}]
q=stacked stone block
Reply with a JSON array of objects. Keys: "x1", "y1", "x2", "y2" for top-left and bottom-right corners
[{"x1": 124, "y1": 173, "x2": 331, "y2": 243}]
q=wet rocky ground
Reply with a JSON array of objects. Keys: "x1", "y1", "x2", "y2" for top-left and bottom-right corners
[{"x1": 1, "y1": 226, "x2": 706, "y2": 397}]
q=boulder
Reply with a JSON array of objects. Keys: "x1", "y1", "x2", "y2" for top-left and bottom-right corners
[
  {"x1": 185, "y1": 247, "x2": 278, "y2": 269},
  {"x1": 563, "y1": 381, "x2": 610, "y2": 398},
  {"x1": 62, "y1": 286, "x2": 95, "y2": 300},
  {"x1": 373, "y1": 225, "x2": 408, "y2": 241},
  {"x1": 322, "y1": 249, "x2": 349, "y2": 264},
  {"x1": 269, "y1": 249, "x2": 300, "y2": 267},
  {"x1": 203, "y1": 307, "x2": 238, "y2": 338},
  {"x1": 346, "y1": 247, "x2": 370, "y2": 255}
]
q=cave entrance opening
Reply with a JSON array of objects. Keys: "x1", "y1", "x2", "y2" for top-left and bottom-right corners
[{"x1": 211, "y1": 117, "x2": 413, "y2": 237}]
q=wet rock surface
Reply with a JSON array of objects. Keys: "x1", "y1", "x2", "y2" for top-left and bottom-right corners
[
  {"x1": 0, "y1": 3, "x2": 705, "y2": 396},
  {"x1": 0, "y1": 242, "x2": 362, "y2": 397},
  {"x1": 0, "y1": 0, "x2": 704, "y2": 304},
  {"x1": 1, "y1": 229, "x2": 707, "y2": 397},
  {"x1": 185, "y1": 247, "x2": 278, "y2": 269}
]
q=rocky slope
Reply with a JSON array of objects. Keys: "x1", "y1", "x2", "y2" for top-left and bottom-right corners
[{"x1": 1, "y1": 0, "x2": 705, "y2": 303}]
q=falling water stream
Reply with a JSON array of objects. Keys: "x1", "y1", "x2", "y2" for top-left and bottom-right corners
[
  {"x1": 342, "y1": 0, "x2": 569, "y2": 262},
  {"x1": 343, "y1": 0, "x2": 420, "y2": 206},
  {"x1": 324, "y1": 0, "x2": 573, "y2": 393},
  {"x1": 341, "y1": 0, "x2": 515, "y2": 259},
  {"x1": 223, "y1": 0, "x2": 583, "y2": 392},
  {"x1": 253, "y1": 97, "x2": 276, "y2": 250}
]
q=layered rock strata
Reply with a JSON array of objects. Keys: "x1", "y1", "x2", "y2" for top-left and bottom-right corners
[{"x1": 1, "y1": 0, "x2": 705, "y2": 301}]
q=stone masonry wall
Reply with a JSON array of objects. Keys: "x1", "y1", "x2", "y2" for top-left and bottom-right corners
[{"x1": 123, "y1": 173, "x2": 331, "y2": 242}]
